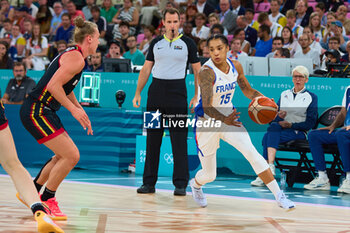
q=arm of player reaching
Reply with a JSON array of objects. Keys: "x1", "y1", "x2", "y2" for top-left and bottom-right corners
[
  {"x1": 133, "y1": 60, "x2": 154, "y2": 108},
  {"x1": 189, "y1": 62, "x2": 201, "y2": 111},
  {"x1": 47, "y1": 51, "x2": 92, "y2": 134},
  {"x1": 234, "y1": 60, "x2": 263, "y2": 100},
  {"x1": 199, "y1": 66, "x2": 241, "y2": 126}
]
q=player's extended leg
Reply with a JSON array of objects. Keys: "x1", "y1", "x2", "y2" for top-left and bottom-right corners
[
  {"x1": 33, "y1": 156, "x2": 58, "y2": 193},
  {"x1": 0, "y1": 125, "x2": 64, "y2": 233},
  {"x1": 222, "y1": 125, "x2": 295, "y2": 210},
  {"x1": 37, "y1": 132, "x2": 80, "y2": 220}
]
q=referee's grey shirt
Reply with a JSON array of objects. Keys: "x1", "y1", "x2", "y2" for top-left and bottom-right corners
[{"x1": 146, "y1": 34, "x2": 200, "y2": 80}]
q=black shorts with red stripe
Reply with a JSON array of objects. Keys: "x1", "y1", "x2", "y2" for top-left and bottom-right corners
[
  {"x1": 20, "y1": 97, "x2": 65, "y2": 144},
  {"x1": 0, "y1": 101, "x2": 8, "y2": 131}
]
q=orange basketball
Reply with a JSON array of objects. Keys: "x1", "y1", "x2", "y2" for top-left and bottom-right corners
[{"x1": 248, "y1": 96, "x2": 278, "y2": 124}]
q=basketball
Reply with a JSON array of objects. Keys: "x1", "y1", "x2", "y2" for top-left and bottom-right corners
[{"x1": 248, "y1": 96, "x2": 278, "y2": 124}]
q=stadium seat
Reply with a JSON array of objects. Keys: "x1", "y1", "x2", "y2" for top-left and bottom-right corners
[{"x1": 254, "y1": 2, "x2": 270, "y2": 13}]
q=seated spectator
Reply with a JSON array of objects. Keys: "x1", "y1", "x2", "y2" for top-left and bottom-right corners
[
  {"x1": 47, "y1": 39, "x2": 68, "y2": 61},
  {"x1": 22, "y1": 19, "x2": 33, "y2": 40},
  {"x1": 178, "y1": 11, "x2": 186, "y2": 33},
  {"x1": 320, "y1": 36, "x2": 345, "y2": 69},
  {"x1": 286, "y1": 9, "x2": 304, "y2": 39},
  {"x1": 56, "y1": 40, "x2": 67, "y2": 53},
  {"x1": 258, "y1": 12, "x2": 283, "y2": 38},
  {"x1": 266, "y1": 36, "x2": 283, "y2": 58},
  {"x1": 2, "y1": 32, "x2": 18, "y2": 61},
  {"x1": 295, "y1": 0, "x2": 311, "y2": 28},
  {"x1": 100, "y1": 0, "x2": 118, "y2": 24},
  {"x1": 315, "y1": 2, "x2": 327, "y2": 27},
  {"x1": 269, "y1": 0, "x2": 287, "y2": 27},
  {"x1": 1, "y1": 62, "x2": 35, "y2": 104},
  {"x1": 231, "y1": 0, "x2": 245, "y2": 16},
  {"x1": 0, "y1": 18, "x2": 12, "y2": 39},
  {"x1": 11, "y1": 24, "x2": 26, "y2": 59},
  {"x1": 208, "y1": 13, "x2": 228, "y2": 35},
  {"x1": 112, "y1": 0, "x2": 139, "y2": 35},
  {"x1": 251, "y1": 65, "x2": 318, "y2": 186},
  {"x1": 55, "y1": 13, "x2": 74, "y2": 43},
  {"x1": 323, "y1": 12, "x2": 346, "y2": 41},
  {"x1": 236, "y1": 15, "x2": 257, "y2": 47},
  {"x1": 23, "y1": 0, "x2": 38, "y2": 18},
  {"x1": 0, "y1": 0, "x2": 14, "y2": 22},
  {"x1": 196, "y1": 0, "x2": 215, "y2": 17},
  {"x1": 219, "y1": 0, "x2": 237, "y2": 34},
  {"x1": 49, "y1": 2, "x2": 64, "y2": 40},
  {"x1": 245, "y1": 8, "x2": 259, "y2": 32},
  {"x1": 139, "y1": 25, "x2": 155, "y2": 56},
  {"x1": 192, "y1": 13, "x2": 210, "y2": 40},
  {"x1": 325, "y1": 49, "x2": 341, "y2": 66},
  {"x1": 185, "y1": 4, "x2": 198, "y2": 27},
  {"x1": 23, "y1": 23, "x2": 49, "y2": 70},
  {"x1": 112, "y1": 21, "x2": 130, "y2": 48},
  {"x1": 202, "y1": 45, "x2": 210, "y2": 58},
  {"x1": 105, "y1": 39, "x2": 124, "y2": 59},
  {"x1": 89, "y1": 5, "x2": 107, "y2": 46},
  {"x1": 341, "y1": 41, "x2": 350, "y2": 63},
  {"x1": 304, "y1": 86, "x2": 350, "y2": 193},
  {"x1": 227, "y1": 38, "x2": 248, "y2": 60},
  {"x1": 273, "y1": 47, "x2": 291, "y2": 58},
  {"x1": 82, "y1": 0, "x2": 94, "y2": 21},
  {"x1": 123, "y1": 35, "x2": 145, "y2": 65},
  {"x1": 336, "y1": 5, "x2": 350, "y2": 35},
  {"x1": 252, "y1": 25, "x2": 272, "y2": 57},
  {"x1": 0, "y1": 41, "x2": 13, "y2": 69},
  {"x1": 182, "y1": 22, "x2": 200, "y2": 45},
  {"x1": 309, "y1": 12, "x2": 326, "y2": 43},
  {"x1": 282, "y1": 26, "x2": 299, "y2": 57},
  {"x1": 294, "y1": 34, "x2": 320, "y2": 71},
  {"x1": 197, "y1": 39, "x2": 207, "y2": 56},
  {"x1": 234, "y1": 28, "x2": 251, "y2": 55},
  {"x1": 210, "y1": 23, "x2": 225, "y2": 36},
  {"x1": 297, "y1": 26, "x2": 323, "y2": 55},
  {"x1": 85, "y1": 50, "x2": 104, "y2": 72},
  {"x1": 66, "y1": 1, "x2": 85, "y2": 25},
  {"x1": 321, "y1": 21, "x2": 349, "y2": 53},
  {"x1": 36, "y1": 4, "x2": 52, "y2": 36}
]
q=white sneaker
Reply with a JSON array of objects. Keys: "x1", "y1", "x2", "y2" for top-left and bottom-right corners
[
  {"x1": 304, "y1": 176, "x2": 330, "y2": 190},
  {"x1": 276, "y1": 191, "x2": 295, "y2": 210},
  {"x1": 189, "y1": 179, "x2": 207, "y2": 207},
  {"x1": 251, "y1": 177, "x2": 265, "y2": 186},
  {"x1": 269, "y1": 163, "x2": 276, "y2": 176},
  {"x1": 338, "y1": 179, "x2": 350, "y2": 194}
]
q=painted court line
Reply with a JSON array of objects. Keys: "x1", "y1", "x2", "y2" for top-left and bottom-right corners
[
  {"x1": 265, "y1": 217, "x2": 289, "y2": 233},
  {"x1": 96, "y1": 214, "x2": 107, "y2": 233}
]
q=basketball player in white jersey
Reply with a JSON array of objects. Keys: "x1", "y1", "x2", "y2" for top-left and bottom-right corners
[{"x1": 191, "y1": 34, "x2": 295, "y2": 210}]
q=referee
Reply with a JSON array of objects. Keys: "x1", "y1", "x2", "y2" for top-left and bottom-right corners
[{"x1": 133, "y1": 8, "x2": 201, "y2": 195}]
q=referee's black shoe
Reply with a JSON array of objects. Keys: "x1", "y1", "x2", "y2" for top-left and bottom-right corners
[
  {"x1": 174, "y1": 187, "x2": 186, "y2": 196},
  {"x1": 137, "y1": 184, "x2": 155, "y2": 194}
]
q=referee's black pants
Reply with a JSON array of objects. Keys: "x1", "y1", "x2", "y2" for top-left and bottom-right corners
[{"x1": 143, "y1": 78, "x2": 189, "y2": 188}]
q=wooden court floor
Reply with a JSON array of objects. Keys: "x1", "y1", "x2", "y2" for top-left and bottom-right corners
[{"x1": 0, "y1": 176, "x2": 350, "y2": 233}]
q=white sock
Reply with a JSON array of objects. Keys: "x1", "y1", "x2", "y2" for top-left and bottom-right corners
[
  {"x1": 266, "y1": 179, "x2": 281, "y2": 199},
  {"x1": 346, "y1": 172, "x2": 350, "y2": 180},
  {"x1": 318, "y1": 171, "x2": 328, "y2": 180}
]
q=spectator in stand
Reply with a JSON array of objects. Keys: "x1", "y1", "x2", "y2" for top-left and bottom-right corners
[
  {"x1": 185, "y1": 5, "x2": 198, "y2": 27},
  {"x1": 89, "y1": 5, "x2": 107, "y2": 46},
  {"x1": 197, "y1": 39, "x2": 207, "y2": 56},
  {"x1": 245, "y1": 8, "x2": 259, "y2": 31},
  {"x1": 82, "y1": 0, "x2": 94, "y2": 21},
  {"x1": 50, "y1": 2, "x2": 64, "y2": 41},
  {"x1": 298, "y1": 26, "x2": 323, "y2": 55},
  {"x1": 323, "y1": 11, "x2": 346, "y2": 40},
  {"x1": 0, "y1": 0, "x2": 14, "y2": 22},
  {"x1": 23, "y1": 0, "x2": 38, "y2": 18},
  {"x1": 202, "y1": 45, "x2": 210, "y2": 58},
  {"x1": 56, "y1": 40, "x2": 67, "y2": 53},
  {"x1": 294, "y1": 0, "x2": 311, "y2": 28},
  {"x1": 228, "y1": 37, "x2": 248, "y2": 60},
  {"x1": 47, "y1": 39, "x2": 67, "y2": 61},
  {"x1": 320, "y1": 37, "x2": 345, "y2": 69},
  {"x1": 100, "y1": 0, "x2": 117, "y2": 24},
  {"x1": 139, "y1": 25, "x2": 155, "y2": 56},
  {"x1": 23, "y1": 23, "x2": 49, "y2": 71},
  {"x1": 38, "y1": 0, "x2": 54, "y2": 15},
  {"x1": 210, "y1": 23, "x2": 225, "y2": 36},
  {"x1": 269, "y1": 0, "x2": 287, "y2": 27},
  {"x1": 2, "y1": 32, "x2": 18, "y2": 61},
  {"x1": 266, "y1": 36, "x2": 284, "y2": 58},
  {"x1": 322, "y1": 0, "x2": 344, "y2": 12},
  {"x1": 315, "y1": 2, "x2": 327, "y2": 27},
  {"x1": 231, "y1": 0, "x2": 245, "y2": 16},
  {"x1": 22, "y1": 19, "x2": 33, "y2": 40},
  {"x1": 219, "y1": 0, "x2": 237, "y2": 34},
  {"x1": 236, "y1": 15, "x2": 257, "y2": 47},
  {"x1": 258, "y1": 12, "x2": 283, "y2": 38},
  {"x1": 66, "y1": 1, "x2": 85, "y2": 25},
  {"x1": 0, "y1": 19, "x2": 12, "y2": 39},
  {"x1": 196, "y1": 0, "x2": 215, "y2": 17},
  {"x1": 294, "y1": 34, "x2": 320, "y2": 71},
  {"x1": 17, "y1": 7, "x2": 35, "y2": 33},
  {"x1": 309, "y1": 12, "x2": 326, "y2": 43},
  {"x1": 234, "y1": 28, "x2": 251, "y2": 55},
  {"x1": 0, "y1": 41, "x2": 13, "y2": 69},
  {"x1": 112, "y1": 0, "x2": 139, "y2": 36},
  {"x1": 273, "y1": 47, "x2": 291, "y2": 58},
  {"x1": 113, "y1": 21, "x2": 130, "y2": 51},
  {"x1": 208, "y1": 13, "x2": 228, "y2": 36},
  {"x1": 36, "y1": 5, "x2": 53, "y2": 36},
  {"x1": 85, "y1": 50, "x2": 104, "y2": 72},
  {"x1": 1, "y1": 62, "x2": 35, "y2": 104},
  {"x1": 286, "y1": 9, "x2": 303, "y2": 39},
  {"x1": 123, "y1": 35, "x2": 145, "y2": 65},
  {"x1": 179, "y1": 10, "x2": 186, "y2": 33},
  {"x1": 341, "y1": 41, "x2": 350, "y2": 62},
  {"x1": 54, "y1": 13, "x2": 74, "y2": 43},
  {"x1": 11, "y1": 24, "x2": 26, "y2": 59},
  {"x1": 105, "y1": 39, "x2": 124, "y2": 59},
  {"x1": 336, "y1": 5, "x2": 350, "y2": 36},
  {"x1": 182, "y1": 21, "x2": 200, "y2": 44},
  {"x1": 321, "y1": 21, "x2": 349, "y2": 53},
  {"x1": 252, "y1": 25, "x2": 272, "y2": 57},
  {"x1": 192, "y1": 13, "x2": 210, "y2": 40}
]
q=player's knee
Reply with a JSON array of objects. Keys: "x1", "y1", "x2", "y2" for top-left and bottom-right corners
[
  {"x1": 67, "y1": 149, "x2": 80, "y2": 167},
  {"x1": 308, "y1": 130, "x2": 320, "y2": 143},
  {"x1": 205, "y1": 170, "x2": 217, "y2": 183},
  {"x1": 267, "y1": 122, "x2": 282, "y2": 132}
]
